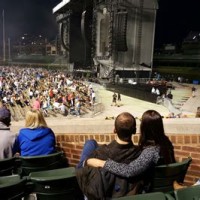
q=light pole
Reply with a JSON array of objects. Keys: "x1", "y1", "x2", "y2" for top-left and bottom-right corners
[
  {"x1": 8, "y1": 38, "x2": 11, "y2": 62},
  {"x1": 2, "y1": 10, "x2": 6, "y2": 62}
]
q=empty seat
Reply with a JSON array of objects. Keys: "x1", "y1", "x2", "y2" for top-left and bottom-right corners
[
  {"x1": 174, "y1": 185, "x2": 200, "y2": 200},
  {"x1": 112, "y1": 191, "x2": 174, "y2": 200},
  {"x1": 0, "y1": 175, "x2": 28, "y2": 200},
  {"x1": 0, "y1": 157, "x2": 16, "y2": 176},
  {"x1": 29, "y1": 167, "x2": 83, "y2": 200},
  {"x1": 16, "y1": 151, "x2": 68, "y2": 177},
  {"x1": 151, "y1": 157, "x2": 192, "y2": 193}
]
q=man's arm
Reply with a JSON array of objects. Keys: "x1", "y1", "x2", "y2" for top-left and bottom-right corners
[{"x1": 87, "y1": 146, "x2": 160, "y2": 178}]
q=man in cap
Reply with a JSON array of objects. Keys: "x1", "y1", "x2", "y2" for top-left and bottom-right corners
[{"x1": 0, "y1": 102, "x2": 16, "y2": 159}]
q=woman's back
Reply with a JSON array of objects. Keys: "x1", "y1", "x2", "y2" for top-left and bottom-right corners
[
  {"x1": 13, "y1": 109, "x2": 56, "y2": 156},
  {"x1": 139, "y1": 110, "x2": 175, "y2": 165},
  {"x1": 16, "y1": 127, "x2": 55, "y2": 156}
]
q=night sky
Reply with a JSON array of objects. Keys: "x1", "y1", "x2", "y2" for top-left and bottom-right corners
[
  {"x1": 155, "y1": 0, "x2": 200, "y2": 47},
  {"x1": 0, "y1": 0, "x2": 200, "y2": 47},
  {"x1": 0, "y1": 0, "x2": 60, "y2": 41}
]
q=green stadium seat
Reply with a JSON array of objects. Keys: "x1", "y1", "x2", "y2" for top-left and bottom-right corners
[
  {"x1": 112, "y1": 191, "x2": 175, "y2": 200},
  {"x1": 29, "y1": 167, "x2": 83, "y2": 200},
  {"x1": 0, "y1": 175, "x2": 28, "y2": 200},
  {"x1": 0, "y1": 157, "x2": 16, "y2": 176},
  {"x1": 174, "y1": 185, "x2": 200, "y2": 200},
  {"x1": 151, "y1": 157, "x2": 192, "y2": 193},
  {"x1": 16, "y1": 151, "x2": 68, "y2": 177}
]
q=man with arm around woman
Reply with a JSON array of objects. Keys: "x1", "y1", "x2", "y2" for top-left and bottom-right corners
[{"x1": 79, "y1": 110, "x2": 176, "y2": 197}]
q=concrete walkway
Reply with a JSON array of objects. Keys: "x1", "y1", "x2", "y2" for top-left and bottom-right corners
[
  {"x1": 181, "y1": 84, "x2": 200, "y2": 113},
  {"x1": 163, "y1": 82, "x2": 199, "y2": 117}
]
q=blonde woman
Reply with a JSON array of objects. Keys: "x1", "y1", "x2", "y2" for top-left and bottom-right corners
[{"x1": 13, "y1": 109, "x2": 56, "y2": 156}]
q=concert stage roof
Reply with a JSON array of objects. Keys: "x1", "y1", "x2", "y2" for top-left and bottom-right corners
[{"x1": 53, "y1": 0, "x2": 70, "y2": 14}]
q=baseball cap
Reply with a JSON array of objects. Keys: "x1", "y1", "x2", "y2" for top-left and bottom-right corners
[{"x1": 0, "y1": 107, "x2": 11, "y2": 120}]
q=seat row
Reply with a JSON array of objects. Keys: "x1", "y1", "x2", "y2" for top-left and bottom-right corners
[
  {"x1": 0, "y1": 153, "x2": 193, "y2": 199},
  {"x1": 114, "y1": 185, "x2": 200, "y2": 200},
  {"x1": 0, "y1": 167, "x2": 83, "y2": 200},
  {"x1": 0, "y1": 151, "x2": 68, "y2": 177},
  {"x1": 0, "y1": 151, "x2": 77, "y2": 199},
  {"x1": 1, "y1": 173, "x2": 199, "y2": 200}
]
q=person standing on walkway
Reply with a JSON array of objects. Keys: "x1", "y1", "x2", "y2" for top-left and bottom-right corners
[
  {"x1": 111, "y1": 92, "x2": 117, "y2": 106},
  {"x1": 192, "y1": 86, "x2": 196, "y2": 97},
  {"x1": 195, "y1": 107, "x2": 200, "y2": 118},
  {"x1": 117, "y1": 93, "x2": 121, "y2": 106}
]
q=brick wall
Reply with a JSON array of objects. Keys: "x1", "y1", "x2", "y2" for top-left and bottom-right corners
[{"x1": 56, "y1": 133, "x2": 200, "y2": 186}]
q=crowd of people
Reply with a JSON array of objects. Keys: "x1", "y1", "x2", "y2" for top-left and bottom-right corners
[{"x1": 0, "y1": 66, "x2": 97, "y2": 119}]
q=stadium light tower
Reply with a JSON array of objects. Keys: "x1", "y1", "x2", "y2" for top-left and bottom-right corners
[{"x1": 2, "y1": 10, "x2": 6, "y2": 62}]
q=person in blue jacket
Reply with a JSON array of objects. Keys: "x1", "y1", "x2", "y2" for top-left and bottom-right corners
[{"x1": 14, "y1": 109, "x2": 56, "y2": 156}]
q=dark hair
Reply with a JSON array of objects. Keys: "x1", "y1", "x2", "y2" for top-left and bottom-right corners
[
  {"x1": 115, "y1": 112, "x2": 136, "y2": 142},
  {"x1": 139, "y1": 110, "x2": 175, "y2": 164},
  {"x1": 0, "y1": 117, "x2": 11, "y2": 127},
  {"x1": 0, "y1": 105, "x2": 11, "y2": 127}
]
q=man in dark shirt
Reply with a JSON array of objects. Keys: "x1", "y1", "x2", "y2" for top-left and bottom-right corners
[
  {"x1": 112, "y1": 92, "x2": 117, "y2": 106},
  {"x1": 76, "y1": 112, "x2": 142, "y2": 199}
]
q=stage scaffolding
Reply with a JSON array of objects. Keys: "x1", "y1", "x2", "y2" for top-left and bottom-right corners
[{"x1": 53, "y1": 0, "x2": 158, "y2": 82}]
